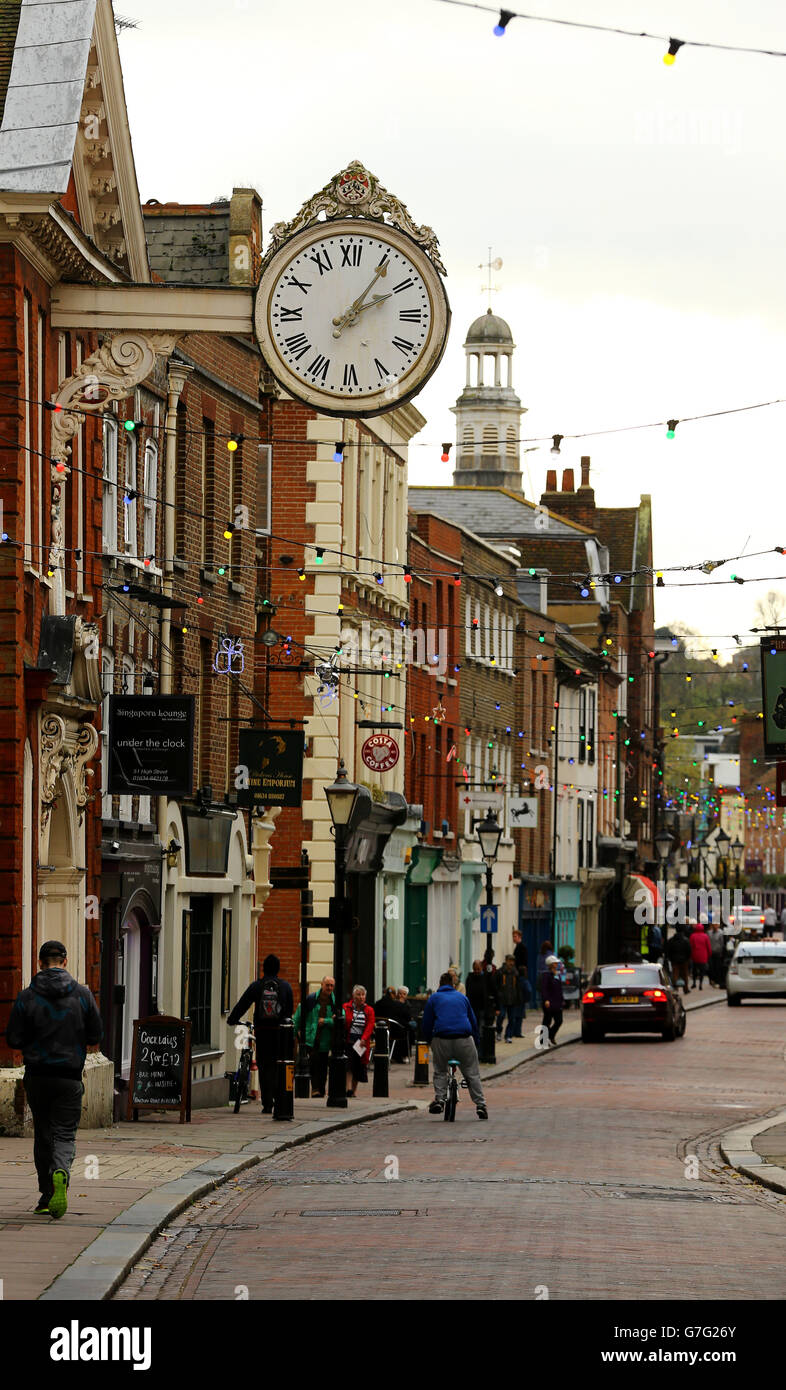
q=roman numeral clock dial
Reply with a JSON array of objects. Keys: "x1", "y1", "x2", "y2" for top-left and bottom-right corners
[{"x1": 254, "y1": 217, "x2": 450, "y2": 418}]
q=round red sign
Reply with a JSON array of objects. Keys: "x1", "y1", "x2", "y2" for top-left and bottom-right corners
[{"x1": 361, "y1": 733, "x2": 400, "y2": 773}]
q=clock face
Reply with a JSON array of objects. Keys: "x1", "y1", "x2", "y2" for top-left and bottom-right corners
[{"x1": 255, "y1": 218, "x2": 449, "y2": 417}]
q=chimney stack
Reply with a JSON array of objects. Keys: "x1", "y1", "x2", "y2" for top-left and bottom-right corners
[
  {"x1": 561, "y1": 468, "x2": 574, "y2": 493},
  {"x1": 580, "y1": 456, "x2": 591, "y2": 489}
]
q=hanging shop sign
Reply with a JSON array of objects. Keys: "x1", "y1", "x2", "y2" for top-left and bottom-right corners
[
  {"x1": 460, "y1": 791, "x2": 503, "y2": 813},
  {"x1": 108, "y1": 696, "x2": 195, "y2": 796},
  {"x1": 509, "y1": 796, "x2": 538, "y2": 827},
  {"x1": 237, "y1": 729, "x2": 305, "y2": 809},
  {"x1": 761, "y1": 637, "x2": 786, "y2": 757},
  {"x1": 361, "y1": 733, "x2": 400, "y2": 773},
  {"x1": 776, "y1": 762, "x2": 786, "y2": 808}
]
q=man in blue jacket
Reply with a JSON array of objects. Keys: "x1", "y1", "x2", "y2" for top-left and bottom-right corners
[
  {"x1": 420, "y1": 972, "x2": 487, "y2": 1119},
  {"x1": 5, "y1": 940, "x2": 103, "y2": 1218}
]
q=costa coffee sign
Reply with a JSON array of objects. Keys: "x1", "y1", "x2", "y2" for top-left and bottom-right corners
[{"x1": 361, "y1": 733, "x2": 400, "y2": 773}]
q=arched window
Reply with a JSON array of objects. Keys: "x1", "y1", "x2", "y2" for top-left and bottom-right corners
[
  {"x1": 506, "y1": 426, "x2": 517, "y2": 458},
  {"x1": 482, "y1": 425, "x2": 497, "y2": 457}
]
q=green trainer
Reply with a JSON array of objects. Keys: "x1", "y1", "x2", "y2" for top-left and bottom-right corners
[
  {"x1": 33, "y1": 1198, "x2": 50, "y2": 1215},
  {"x1": 48, "y1": 1169, "x2": 68, "y2": 1219}
]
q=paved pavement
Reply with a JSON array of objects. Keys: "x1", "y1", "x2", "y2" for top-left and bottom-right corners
[
  {"x1": 110, "y1": 990, "x2": 786, "y2": 1302},
  {"x1": 0, "y1": 988, "x2": 744, "y2": 1301},
  {"x1": 0, "y1": 1003, "x2": 581, "y2": 1299}
]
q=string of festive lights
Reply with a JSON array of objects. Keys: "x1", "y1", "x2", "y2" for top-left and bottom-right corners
[
  {"x1": 433, "y1": 0, "x2": 786, "y2": 63},
  {"x1": 5, "y1": 384, "x2": 786, "y2": 460}
]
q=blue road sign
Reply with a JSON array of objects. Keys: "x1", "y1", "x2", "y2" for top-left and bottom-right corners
[{"x1": 480, "y1": 904, "x2": 498, "y2": 934}]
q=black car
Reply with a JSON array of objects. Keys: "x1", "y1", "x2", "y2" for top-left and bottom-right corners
[{"x1": 581, "y1": 962, "x2": 687, "y2": 1042}]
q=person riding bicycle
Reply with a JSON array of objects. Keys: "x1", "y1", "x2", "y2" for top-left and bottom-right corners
[{"x1": 420, "y1": 972, "x2": 488, "y2": 1120}]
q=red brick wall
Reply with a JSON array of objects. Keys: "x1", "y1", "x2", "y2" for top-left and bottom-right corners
[{"x1": 0, "y1": 246, "x2": 104, "y2": 1051}]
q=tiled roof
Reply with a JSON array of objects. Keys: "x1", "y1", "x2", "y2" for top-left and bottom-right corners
[
  {"x1": 143, "y1": 205, "x2": 230, "y2": 285},
  {"x1": 0, "y1": 2, "x2": 22, "y2": 124},
  {"x1": 0, "y1": 0, "x2": 96, "y2": 194},
  {"x1": 409, "y1": 486, "x2": 593, "y2": 539}
]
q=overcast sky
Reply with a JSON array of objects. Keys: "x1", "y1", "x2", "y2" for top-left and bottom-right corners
[{"x1": 118, "y1": 0, "x2": 786, "y2": 652}]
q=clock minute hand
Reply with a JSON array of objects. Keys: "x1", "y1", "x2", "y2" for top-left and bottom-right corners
[
  {"x1": 331, "y1": 257, "x2": 390, "y2": 335},
  {"x1": 331, "y1": 291, "x2": 394, "y2": 339},
  {"x1": 349, "y1": 256, "x2": 390, "y2": 314}
]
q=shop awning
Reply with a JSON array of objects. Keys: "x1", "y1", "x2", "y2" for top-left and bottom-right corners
[{"x1": 623, "y1": 873, "x2": 663, "y2": 914}]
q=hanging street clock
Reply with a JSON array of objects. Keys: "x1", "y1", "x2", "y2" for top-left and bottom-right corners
[{"x1": 254, "y1": 161, "x2": 450, "y2": 418}]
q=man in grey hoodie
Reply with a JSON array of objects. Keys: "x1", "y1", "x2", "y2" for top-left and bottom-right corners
[{"x1": 5, "y1": 940, "x2": 103, "y2": 1217}]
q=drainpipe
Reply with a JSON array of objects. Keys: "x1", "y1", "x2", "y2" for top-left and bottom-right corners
[{"x1": 157, "y1": 362, "x2": 192, "y2": 851}]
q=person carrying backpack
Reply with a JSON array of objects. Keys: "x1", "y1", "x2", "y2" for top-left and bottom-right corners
[
  {"x1": 228, "y1": 954, "x2": 293, "y2": 1113},
  {"x1": 5, "y1": 940, "x2": 102, "y2": 1217}
]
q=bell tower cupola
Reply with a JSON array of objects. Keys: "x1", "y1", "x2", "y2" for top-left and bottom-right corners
[{"x1": 450, "y1": 308, "x2": 525, "y2": 491}]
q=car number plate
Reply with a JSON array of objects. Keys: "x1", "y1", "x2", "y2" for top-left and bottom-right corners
[
  {"x1": 611, "y1": 995, "x2": 639, "y2": 1003},
  {"x1": 751, "y1": 967, "x2": 774, "y2": 975}
]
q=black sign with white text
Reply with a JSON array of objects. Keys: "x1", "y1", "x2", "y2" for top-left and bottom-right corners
[
  {"x1": 237, "y1": 729, "x2": 305, "y2": 808},
  {"x1": 108, "y1": 696, "x2": 195, "y2": 796}
]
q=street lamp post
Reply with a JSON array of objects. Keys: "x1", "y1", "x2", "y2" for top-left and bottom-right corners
[
  {"x1": 731, "y1": 835, "x2": 744, "y2": 890},
  {"x1": 654, "y1": 828, "x2": 672, "y2": 955},
  {"x1": 715, "y1": 827, "x2": 731, "y2": 894},
  {"x1": 477, "y1": 808, "x2": 502, "y2": 1064},
  {"x1": 324, "y1": 760, "x2": 360, "y2": 1109}
]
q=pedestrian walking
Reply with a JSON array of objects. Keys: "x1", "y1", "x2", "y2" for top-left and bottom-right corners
[
  {"x1": 647, "y1": 922, "x2": 663, "y2": 963},
  {"x1": 689, "y1": 923, "x2": 712, "y2": 990},
  {"x1": 535, "y1": 939, "x2": 554, "y2": 1004},
  {"x1": 665, "y1": 925, "x2": 692, "y2": 992},
  {"x1": 540, "y1": 955, "x2": 564, "y2": 1047},
  {"x1": 5, "y1": 940, "x2": 103, "y2": 1218},
  {"x1": 292, "y1": 976, "x2": 335, "y2": 1097},
  {"x1": 495, "y1": 955, "x2": 522, "y2": 1043},
  {"x1": 374, "y1": 986, "x2": 411, "y2": 1062},
  {"x1": 764, "y1": 905, "x2": 778, "y2": 931},
  {"x1": 779, "y1": 904, "x2": 786, "y2": 934},
  {"x1": 228, "y1": 954, "x2": 294, "y2": 1113},
  {"x1": 344, "y1": 985, "x2": 375, "y2": 1097},
  {"x1": 706, "y1": 923, "x2": 726, "y2": 987},
  {"x1": 420, "y1": 972, "x2": 487, "y2": 1119},
  {"x1": 512, "y1": 929, "x2": 528, "y2": 973},
  {"x1": 465, "y1": 958, "x2": 498, "y2": 1029}
]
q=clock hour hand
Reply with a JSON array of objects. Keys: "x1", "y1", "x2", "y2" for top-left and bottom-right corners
[{"x1": 331, "y1": 291, "x2": 393, "y2": 339}]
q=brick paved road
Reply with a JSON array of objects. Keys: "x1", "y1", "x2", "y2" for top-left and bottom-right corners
[{"x1": 114, "y1": 1001, "x2": 786, "y2": 1301}]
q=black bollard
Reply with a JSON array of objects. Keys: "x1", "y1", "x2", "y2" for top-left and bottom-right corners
[
  {"x1": 273, "y1": 1018, "x2": 294, "y2": 1121},
  {"x1": 372, "y1": 1020, "x2": 390, "y2": 1098},
  {"x1": 412, "y1": 1021, "x2": 430, "y2": 1086}
]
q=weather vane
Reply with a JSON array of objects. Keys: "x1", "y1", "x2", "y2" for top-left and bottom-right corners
[{"x1": 479, "y1": 248, "x2": 503, "y2": 309}]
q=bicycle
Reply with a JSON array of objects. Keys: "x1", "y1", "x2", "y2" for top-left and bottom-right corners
[
  {"x1": 227, "y1": 1019, "x2": 255, "y2": 1113},
  {"x1": 444, "y1": 1059, "x2": 467, "y2": 1122}
]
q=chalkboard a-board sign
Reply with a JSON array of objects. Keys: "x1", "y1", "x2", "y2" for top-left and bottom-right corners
[{"x1": 127, "y1": 1016, "x2": 192, "y2": 1123}]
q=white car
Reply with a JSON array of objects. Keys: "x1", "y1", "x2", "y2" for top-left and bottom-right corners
[
  {"x1": 725, "y1": 904, "x2": 766, "y2": 939},
  {"x1": 726, "y1": 939, "x2": 786, "y2": 1005}
]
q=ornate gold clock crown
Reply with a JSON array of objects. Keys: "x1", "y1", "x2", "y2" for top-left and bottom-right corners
[{"x1": 264, "y1": 160, "x2": 447, "y2": 276}]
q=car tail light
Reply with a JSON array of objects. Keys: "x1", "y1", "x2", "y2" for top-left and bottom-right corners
[
  {"x1": 582, "y1": 990, "x2": 604, "y2": 1003},
  {"x1": 642, "y1": 989, "x2": 667, "y2": 1000},
  {"x1": 760, "y1": 916, "x2": 765, "y2": 924},
  {"x1": 729, "y1": 962, "x2": 739, "y2": 975}
]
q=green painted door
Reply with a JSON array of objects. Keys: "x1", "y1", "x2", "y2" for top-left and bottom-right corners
[{"x1": 404, "y1": 884, "x2": 428, "y2": 995}]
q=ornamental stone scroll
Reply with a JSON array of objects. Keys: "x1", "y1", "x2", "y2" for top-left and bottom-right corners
[{"x1": 47, "y1": 332, "x2": 181, "y2": 602}]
